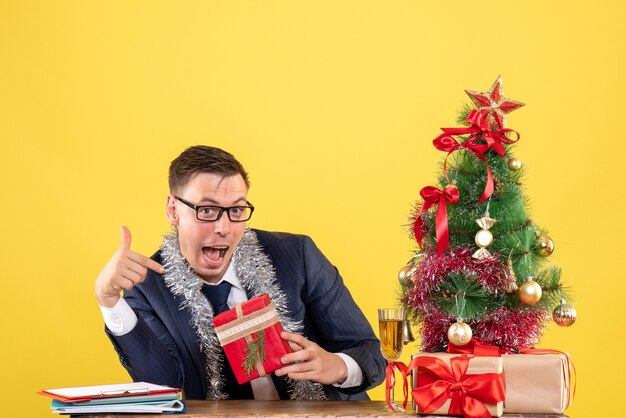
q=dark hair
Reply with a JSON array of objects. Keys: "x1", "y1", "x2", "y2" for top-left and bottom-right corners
[{"x1": 168, "y1": 146, "x2": 250, "y2": 194}]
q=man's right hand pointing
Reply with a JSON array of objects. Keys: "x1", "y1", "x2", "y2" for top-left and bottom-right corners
[{"x1": 95, "y1": 226, "x2": 164, "y2": 308}]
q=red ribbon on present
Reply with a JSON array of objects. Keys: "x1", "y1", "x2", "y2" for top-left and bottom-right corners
[
  {"x1": 413, "y1": 185, "x2": 460, "y2": 256},
  {"x1": 447, "y1": 338, "x2": 504, "y2": 357},
  {"x1": 520, "y1": 347, "x2": 577, "y2": 407},
  {"x1": 408, "y1": 354, "x2": 505, "y2": 418},
  {"x1": 433, "y1": 109, "x2": 520, "y2": 203},
  {"x1": 384, "y1": 362, "x2": 409, "y2": 411}
]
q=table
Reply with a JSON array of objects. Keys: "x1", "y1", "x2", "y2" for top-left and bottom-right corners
[{"x1": 79, "y1": 400, "x2": 569, "y2": 418}]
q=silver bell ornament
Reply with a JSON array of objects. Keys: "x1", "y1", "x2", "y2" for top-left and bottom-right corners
[
  {"x1": 503, "y1": 259, "x2": 519, "y2": 293},
  {"x1": 402, "y1": 317, "x2": 416, "y2": 345}
]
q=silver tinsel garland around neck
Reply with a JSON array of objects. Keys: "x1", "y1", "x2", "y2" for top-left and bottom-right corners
[{"x1": 160, "y1": 229, "x2": 325, "y2": 400}]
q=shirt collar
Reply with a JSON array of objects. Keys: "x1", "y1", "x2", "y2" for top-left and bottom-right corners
[{"x1": 200, "y1": 259, "x2": 245, "y2": 292}]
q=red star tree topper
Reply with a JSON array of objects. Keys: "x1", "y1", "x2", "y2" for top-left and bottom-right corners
[{"x1": 465, "y1": 75, "x2": 525, "y2": 129}]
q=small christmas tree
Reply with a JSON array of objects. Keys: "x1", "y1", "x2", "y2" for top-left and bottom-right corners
[{"x1": 400, "y1": 76, "x2": 576, "y2": 353}]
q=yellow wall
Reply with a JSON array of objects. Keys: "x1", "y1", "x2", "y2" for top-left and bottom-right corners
[{"x1": 1, "y1": 1, "x2": 623, "y2": 416}]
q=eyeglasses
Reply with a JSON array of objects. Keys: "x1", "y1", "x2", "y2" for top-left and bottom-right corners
[{"x1": 175, "y1": 196, "x2": 255, "y2": 222}]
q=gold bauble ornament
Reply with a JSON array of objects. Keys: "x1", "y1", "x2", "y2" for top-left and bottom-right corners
[
  {"x1": 536, "y1": 235, "x2": 555, "y2": 256},
  {"x1": 445, "y1": 183, "x2": 459, "y2": 193},
  {"x1": 508, "y1": 157, "x2": 522, "y2": 171},
  {"x1": 447, "y1": 321, "x2": 473, "y2": 346},
  {"x1": 553, "y1": 300, "x2": 577, "y2": 327},
  {"x1": 518, "y1": 276, "x2": 542, "y2": 305},
  {"x1": 398, "y1": 265, "x2": 416, "y2": 287}
]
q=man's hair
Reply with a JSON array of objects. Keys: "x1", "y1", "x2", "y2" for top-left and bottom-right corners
[{"x1": 168, "y1": 145, "x2": 250, "y2": 194}]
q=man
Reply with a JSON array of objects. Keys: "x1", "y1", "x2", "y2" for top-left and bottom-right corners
[{"x1": 95, "y1": 145, "x2": 386, "y2": 401}]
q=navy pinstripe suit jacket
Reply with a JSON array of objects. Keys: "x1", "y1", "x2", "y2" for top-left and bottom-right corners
[{"x1": 106, "y1": 230, "x2": 386, "y2": 400}]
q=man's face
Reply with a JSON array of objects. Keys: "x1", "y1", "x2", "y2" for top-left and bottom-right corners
[{"x1": 166, "y1": 173, "x2": 248, "y2": 283}]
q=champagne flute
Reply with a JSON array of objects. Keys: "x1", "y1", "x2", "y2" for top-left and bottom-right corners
[{"x1": 378, "y1": 308, "x2": 405, "y2": 412}]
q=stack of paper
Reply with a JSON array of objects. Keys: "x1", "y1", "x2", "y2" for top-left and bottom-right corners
[{"x1": 38, "y1": 382, "x2": 184, "y2": 415}]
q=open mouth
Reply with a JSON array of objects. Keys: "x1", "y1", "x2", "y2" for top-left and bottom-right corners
[{"x1": 202, "y1": 246, "x2": 228, "y2": 264}]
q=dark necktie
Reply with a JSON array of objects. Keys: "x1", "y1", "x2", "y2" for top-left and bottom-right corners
[
  {"x1": 202, "y1": 281, "x2": 232, "y2": 315},
  {"x1": 201, "y1": 282, "x2": 254, "y2": 399}
]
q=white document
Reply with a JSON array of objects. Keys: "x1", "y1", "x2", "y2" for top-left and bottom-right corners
[{"x1": 42, "y1": 381, "x2": 178, "y2": 400}]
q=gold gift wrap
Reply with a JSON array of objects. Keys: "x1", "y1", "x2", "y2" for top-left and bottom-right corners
[
  {"x1": 503, "y1": 352, "x2": 574, "y2": 414},
  {"x1": 410, "y1": 353, "x2": 504, "y2": 417}
]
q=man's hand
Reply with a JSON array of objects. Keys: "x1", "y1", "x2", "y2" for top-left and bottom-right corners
[
  {"x1": 275, "y1": 331, "x2": 348, "y2": 385},
  {"x1": 94, "y1": 226, "x2": 164, "y2": 308}
]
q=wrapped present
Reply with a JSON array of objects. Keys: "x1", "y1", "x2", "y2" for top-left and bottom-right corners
[
  {"x1": 408, "y1": 353, "x2": 505, "y2": 418},
  {"x1": 447, "y1": 340, "x2": 575, "y2": 414},
  {"x1": 503, "y1": 350, "x2": 575, "y2": 414},
  {"x1": 213, "y1": 293, "x2": 291, "y2": 384}
]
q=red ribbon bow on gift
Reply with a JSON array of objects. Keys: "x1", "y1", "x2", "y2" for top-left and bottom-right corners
[
  {"x1": 433, "y1": 109, "x2": 520, "y2": 203},
  {"x1": 409, "y1": 355, "x2": 505, "y2": 418},
  {"x1": 413, "y1": 185, "x2": 460, "y2": 256}
]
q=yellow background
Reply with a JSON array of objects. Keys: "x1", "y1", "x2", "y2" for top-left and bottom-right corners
[{"x1": 1, "y1": 1, "x2": 623, "y2": 416}]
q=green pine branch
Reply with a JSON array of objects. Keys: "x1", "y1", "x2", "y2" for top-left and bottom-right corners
[
  {"x1": 535, "y1": 266, "x2": 570, "y2": 311},
  {"x1": 455, "y1": 104, "x2": 474, "y2": 126},
  {"x1": 242, "y1": 330, "x2": 266, "y2": 376},
  {"x1": 436, "y1": 271, "x2": 502, "y2": 319}
]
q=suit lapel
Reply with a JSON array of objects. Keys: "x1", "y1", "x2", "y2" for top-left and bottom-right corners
[{"x1": 155, "y1": 276, "x2": 208, "y2": 396}]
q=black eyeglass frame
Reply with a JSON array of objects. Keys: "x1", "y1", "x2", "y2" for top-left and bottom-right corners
[{"x1": 175, "y1": 196, "x2": 255, "y2": 222}]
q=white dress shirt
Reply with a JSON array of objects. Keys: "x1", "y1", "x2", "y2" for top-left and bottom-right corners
[{"x1": 100, "y1": 262, "x2": 363, "y2": 399}]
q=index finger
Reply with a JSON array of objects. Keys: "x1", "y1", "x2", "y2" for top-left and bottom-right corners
[
  {"x1": 280, "y1": 331, "x2": 312, "y2": 349},
  {"x1": 128, "y1": 251, "x2": 165, "y2": 274}
]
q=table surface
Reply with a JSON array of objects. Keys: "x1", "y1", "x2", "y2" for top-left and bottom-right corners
[{"x1": 78, "y1": 400, "x2": 569, "y2": 418}]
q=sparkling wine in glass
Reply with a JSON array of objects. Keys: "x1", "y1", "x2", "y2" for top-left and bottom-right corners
[{"x1": 378, "y1": 308, "x2": 405, "y2": 412}]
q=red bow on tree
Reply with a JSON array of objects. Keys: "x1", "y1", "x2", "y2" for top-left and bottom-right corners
[
  {"x1": 432, "y1": 135, "x2": 493, "y2": 204},
  {"x1": 432, "y1": 110, "x2": 520, "y2": 203},
  {"x1": 409, "y1": 355, "x2": 505, "y2": 418},
  {"x1": 413, "y1": 185, "x2": 459, "y2": 256}
]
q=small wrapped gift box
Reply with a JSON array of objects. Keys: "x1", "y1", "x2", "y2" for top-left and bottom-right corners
[
  {"x1": 213, "y1": 293, "x2": 291, "y2": 384},
  {"x1": 410, "y1": 353, "x2": 505, "y2": 417},
  {"x1": 503, "y1": 351, "x2": 574, "y2": 414}
]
